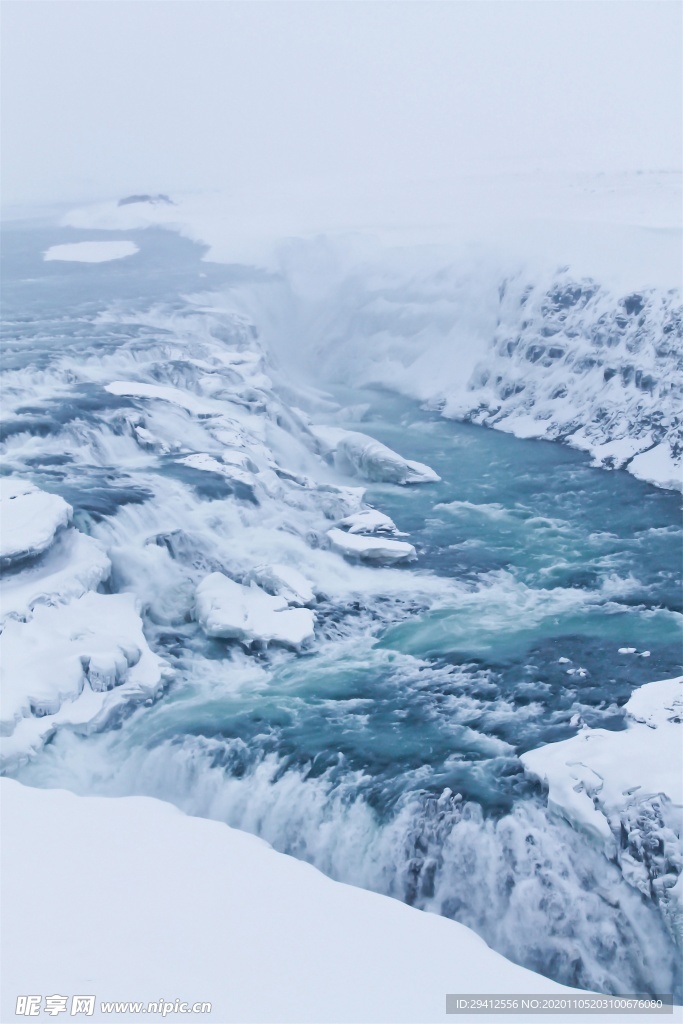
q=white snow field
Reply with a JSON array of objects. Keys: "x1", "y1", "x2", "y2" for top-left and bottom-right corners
[
  {"x1": 43, "y1": 240, "x2": 139, "y2": 262},
  {"x1": 0, "y1": 778, "x2": 585, "y2": 1024}
]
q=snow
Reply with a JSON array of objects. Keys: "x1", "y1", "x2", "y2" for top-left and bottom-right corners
[
  {"x1": 522, "y1": 675, "x2": 683, "y2": 843},
  {"x1": 0, "y1": 778, "x2": 583, "y2": 1024},
  {"x1": 628, "y1": 443, "x2": 682, "y2": 492},
  {"x1": 0, "y1": 592, "x2": 164, "y2": 768},
  {"x1": 62, "y1": 171, "x2": 682, "y2": 282},
  {"x1": 247, "y1": 564, "x2": 315, "y2": 607},
  {"x1": 0, "y1": 529, "x2": 110, "y2": 624},
  {"x1": 104, "y1": 379, "x2": 216, "y2": 416},
  {"x1": 314, "y1": 427, "x2": 440, "y2": 485},
  {"x1": 328, "y1": 527, "x2": 416, "y2": 564},
  {"x1": 522, "y1": 676, "x2": 683, "y2": 937},
  {"x1": 176, "y1": 452, "x2": 256, "y2": 490},
  {"x1": 338, "y1": 508, "x2": 403, "y2": 535},
  {"x1": 43, "y1": 240, "x2": 139, "y2": 263},
  {"x1": 195, "y1": 572, "x2": 315, "y2": 649},
  {"x1": 0, "y1": 478, "x2": 71, "y2": 564}
]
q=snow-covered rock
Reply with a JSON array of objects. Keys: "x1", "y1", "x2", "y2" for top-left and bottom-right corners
[
  {"x1": 195, "y1": 572, "x2": 315, "y2": 649},
  {"x1": 522, "y1": 676, "x2": 683, "y2": 940},
  {"x1": 0, "y1": 478, "x2": 71, "y2": 564},
  {"x1": 0, "y1": 529, "x2": 110, "y2": 624},
  {"x1": 312, "y1": 426, "x2": 440, "y2": 485},
  {"x1": 104, "y1": 379, "x2": 218, "y2": 416},
  {"x1": 0, "y1": 779, "x2": 579, "y2": 1024},
  {"x1": 247, "y1": 564, "x2": 315, "y2": 607},
  {"x1": 338, "y1": 508, "x2": 403, "y2": 535},
  {"x1": 0, "y1": 592, "x2": 164, "y2": 768},
  {"x1": 327, "y1": 527, "x2": 416, "y2": 564},
  {"x1": 176, "y1": 453, "x2": 256, "y2": 490}
]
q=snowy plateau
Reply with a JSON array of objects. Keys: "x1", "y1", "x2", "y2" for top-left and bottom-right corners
[{"x1": 1, "y1": 172, "x2": 682, "y2": 1022}]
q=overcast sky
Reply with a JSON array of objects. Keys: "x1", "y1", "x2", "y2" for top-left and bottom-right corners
[{"x1": 2, "y1": 1, "x2": 681, "y2": 209}]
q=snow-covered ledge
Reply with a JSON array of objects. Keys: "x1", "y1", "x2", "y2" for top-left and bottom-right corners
[
  {"x1": 522, "y1": 677, "x2": 683, "y2": 942},
  {"x1": 1, "y1": 779, "x2": 583, "y2": 1024}
]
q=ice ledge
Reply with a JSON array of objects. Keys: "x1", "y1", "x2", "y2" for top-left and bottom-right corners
[
  {"x1": 0, "y1": 592, "x2": 165, "y2": 769},
  {"x1": 0, "y1": 478, "x2": 71, "y2": 565},
  {"x1": 522, "y1": 676, "x2": 683, "y2": 939},
  {"x1": 0, "y1": 779, "x2": 578, "y2": 1024}
]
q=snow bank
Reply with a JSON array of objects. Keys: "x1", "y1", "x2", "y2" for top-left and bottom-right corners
[
  {"x1": 0, "y1": 478, "x2": 71, "y2": 564},
  {"x1": 328, "y1": 527, "x2": 416, "y2": 564},
  {"x1": 0, "y1": 593, "x2": 164, "y2": 768},
  {"x1": 522, "y1": 676, "x2": 683, "y2": 938},
  {"x1": 628, "y1": 443, "x2": 682, "y2": 492},
  {"x1": 195, "y1": 572, "x2": 315, "y2": 649},
  {"x1": 1, "y1": 779, "x2": 582, "y2": 1024},
  {"x1": 43, "y1": 241, "x2": 139, "y2": 263}
]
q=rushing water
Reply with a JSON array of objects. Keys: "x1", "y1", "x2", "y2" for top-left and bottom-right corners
[{"x1": 2, "y1": 221, "x2": 682, "y2": 999}]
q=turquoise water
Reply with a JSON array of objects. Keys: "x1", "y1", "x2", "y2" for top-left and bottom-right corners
[{"x1": 3, "y1": 222, "x2": 682, "y2": 998}]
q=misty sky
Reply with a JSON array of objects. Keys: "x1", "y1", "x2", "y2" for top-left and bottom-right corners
[{"x1": 2, "y1": 1, "x2": 681, "y2": 209}]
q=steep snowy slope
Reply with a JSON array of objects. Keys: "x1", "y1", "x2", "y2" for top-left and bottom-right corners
[{"x1": 2, "y1": 778, "x2": 584, "y2": 1024}]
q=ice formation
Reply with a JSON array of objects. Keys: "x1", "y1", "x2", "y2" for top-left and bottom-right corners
[
  {"x1": 327, "y1": 527, "x2": 416, "y2": 564},
  {"x1": 522, "y1": 676, "x2": 683, "y2": 941},
  {"x1": 246, "y1": 563, "x2": 316, "y2": 606},
  {"x1": 0, "y1": 478, "x2": 71, "y2": 564},
  {"x1": 0, "y1": 592, "x2": 164, "y2": 769},
  {"x1": 195, "y1": 572, "x2": 315, "y2": 649},
  {"x1": 312, "y1": 426, "x2": 440, "y2": 485},
  {"x1": 338, "y1": 508, "x2": 404, "y2": 535},
  {"x1": 0, "y1": 529, "x2": 110, "y2": 624}
]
